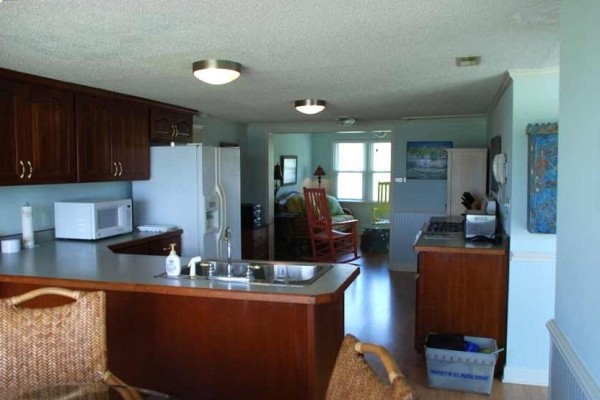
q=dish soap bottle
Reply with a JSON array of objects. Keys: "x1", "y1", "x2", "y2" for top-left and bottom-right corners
[{"x1": 165, "y1": 243, "x2": 181, "y2": 277}]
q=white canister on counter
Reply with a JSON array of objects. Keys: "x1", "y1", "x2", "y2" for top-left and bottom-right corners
[
  {"x1": 21, "y1": 203, "x2": 35, "y2": 248},
  {"x1": 1, "y1": 238, "x2": 21, "y2": 253}
]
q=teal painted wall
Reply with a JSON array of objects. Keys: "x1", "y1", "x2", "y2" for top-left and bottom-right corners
[
  {"x1": 487, "y1": 71, "x2": 559, "y2": 385},
  {"x1": 0, "y1": 182, "x2": 130, "y2": 237},
  {"x1": 393, "y1": 117, "x2": 487, "y2": 213},
  {"x1": 510, "y1": 71, "x2": 559, "y2": 254},
  {"x1": 487, "y1": 80, "x2": 513, "y2": 233},
  {"x1": 273, "y1": 133, "x2": 313, "y2": 196},
  {"x1": 194, "y1": 118, "x2": 245, "y2": 147},
  {"x1": 556, "y1": 0, "x2": 600, "y2": 386}
]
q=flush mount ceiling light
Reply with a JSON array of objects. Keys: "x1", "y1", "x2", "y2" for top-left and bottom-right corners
[
  {"x1": 192, "y1": 59, "x2": 242, "y2": 85},
  {"x1": 456, "y1": 56, "x2": 481, "y2": 67},
  {"x1": 294, "y1": 99, "x2": 326, "y2": 115}
]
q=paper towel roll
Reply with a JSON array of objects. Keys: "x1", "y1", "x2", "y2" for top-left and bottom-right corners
[{"x1": 21, "y1": 203, "x2": 35, "y2": 248}]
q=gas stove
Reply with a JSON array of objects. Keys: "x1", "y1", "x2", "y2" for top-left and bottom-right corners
[{"x1": 421, "y1": 216, "x2": 464, "y2": 239}]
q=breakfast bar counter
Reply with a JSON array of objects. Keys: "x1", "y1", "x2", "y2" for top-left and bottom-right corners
[{"x1": 0, "y1": 234, "x2": 360, "y2": 400}]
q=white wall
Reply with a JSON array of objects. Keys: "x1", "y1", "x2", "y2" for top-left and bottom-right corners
[{"x1": 555, "y1": 0, "x2": 600, "y2": 388}]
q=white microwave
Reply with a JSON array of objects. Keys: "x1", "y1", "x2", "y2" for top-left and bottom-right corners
[{"x1": 54, "y1": 199, "x2": 133, "y2": 240}]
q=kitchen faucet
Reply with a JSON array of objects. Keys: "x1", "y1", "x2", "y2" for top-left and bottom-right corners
[{"x1": 224, "y1": 227, "x2": 232, "y2": 276}]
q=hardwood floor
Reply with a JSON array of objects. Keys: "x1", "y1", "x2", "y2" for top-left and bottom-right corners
[{"x1": 343, "y1": 251, "x2": 547, "y2": 400}]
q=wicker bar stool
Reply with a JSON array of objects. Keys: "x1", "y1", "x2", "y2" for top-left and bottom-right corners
[
  {"x1": 325, "y1": 334, "x2": 417, "y2": 400},
  {"x1": 0, "y1": 287, "x2": 141, "y2": 400}
]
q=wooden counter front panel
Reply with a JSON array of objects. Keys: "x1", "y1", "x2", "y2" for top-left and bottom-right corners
[
  {"x1": 415, "y1": 251, "x2": 508, "y2": 374},
  {"x1": 0, "y1": 282, "x2": 343, "y2": 400}
]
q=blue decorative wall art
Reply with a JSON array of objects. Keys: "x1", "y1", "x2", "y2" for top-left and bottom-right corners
[{"x1": 527, "y1": 122, "x2": 558, "y2": 234}]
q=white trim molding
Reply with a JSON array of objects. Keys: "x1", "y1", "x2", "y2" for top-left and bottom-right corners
[
  {"x1": 547, "y1": 319, "x2": 600, "y2": 399},
  {"x1": 510, "y1": 251, "x2": 556, "y2": 263}
]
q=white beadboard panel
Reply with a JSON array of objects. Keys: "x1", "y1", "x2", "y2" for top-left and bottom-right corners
[
  {"x1": 547, "y1": 320, "x2": 600, "y2": 400},
  {"x1": 389, "y1": 211, "x2": 435, "y2": 271}
]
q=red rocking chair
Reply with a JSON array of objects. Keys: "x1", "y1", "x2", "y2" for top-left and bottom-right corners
[{"x1": 303, "y1": 187, "x2": 360, "y2": 263}]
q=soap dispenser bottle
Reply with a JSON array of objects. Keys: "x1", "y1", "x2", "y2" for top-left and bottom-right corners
[{"x1": 165, "y1": 243, "x2": 181, "y2": 277}]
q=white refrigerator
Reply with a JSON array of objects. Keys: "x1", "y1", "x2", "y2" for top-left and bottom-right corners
[{"x1": 132, "y1": 144, "x2": 241, "y2": 259}]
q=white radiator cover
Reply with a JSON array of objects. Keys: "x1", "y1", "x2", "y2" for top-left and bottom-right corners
[{"x1": 547, "y1": 319, "x2": 600, "y2": 400}]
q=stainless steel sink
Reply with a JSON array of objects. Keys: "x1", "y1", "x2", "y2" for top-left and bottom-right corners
[{"x1": 167, "y1": 261, "x2": 332, "y2": 287}]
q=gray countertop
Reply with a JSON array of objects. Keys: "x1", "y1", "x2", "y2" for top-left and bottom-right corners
[
  {"x1": 413, "y1": 231, "x2": 508, "y2": 255},
  {"x1": 0, "y1": 232, "x2": 359, "y2": 302}
]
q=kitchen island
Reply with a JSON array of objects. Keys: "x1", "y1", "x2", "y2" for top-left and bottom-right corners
[
  {"x1": 414, "y1": 232, "x2": 508, "y2": 376},
  {"x1": 0, "y1": 233, "x2": 359, "y2": 400}
]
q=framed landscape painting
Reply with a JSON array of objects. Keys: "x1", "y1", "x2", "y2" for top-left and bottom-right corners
[{"x1": 406, "y1": 141, "x2": 453, "y2": 180}]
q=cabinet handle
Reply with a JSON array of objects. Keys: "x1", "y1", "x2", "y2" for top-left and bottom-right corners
[
  {"x1": 19, "y1": 160, "x2": 25, "y2": 179},
  {"x1": 113, "y1": 162, "x2": 118, "y2": 176},
  {"x1": 171, "y1": 124, "x2": 176, "y2": 138},
  {"x1": 174, "y1": 126, "x2": 180, "y2": 137},
  {"x1": 414, "y1": 273, "x2": 419, "y2": 280},
  {"x1": 118, "y1": 162, "x2": 123, "y2": 176},
  {"x1": 26, "y1": 161, "x2": 33, "y2": 179}
]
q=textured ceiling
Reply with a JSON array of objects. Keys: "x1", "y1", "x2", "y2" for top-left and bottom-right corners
[{"x1": 0, "y1": 0, "x2": 560, "y2": 124}]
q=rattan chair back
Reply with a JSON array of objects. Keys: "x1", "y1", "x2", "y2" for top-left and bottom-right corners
[
  {"x1": 325, "y1": 334, "x2": 417, "y2": 400},
  {"x1": 0, "y1": 288, "x2": 108, "y2": 391}
]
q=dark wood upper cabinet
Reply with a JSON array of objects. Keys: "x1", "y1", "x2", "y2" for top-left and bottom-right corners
[
  {"x1": 77, "y1": 95, "x2": 149, "y2": 182},
  {"x1": 0, "y1": 79, "x2": 19, "y2": 184},
  {"x1": 0, "y1": 78, "x2": 76, "y2": 185},
  {"x1": 0, "y1": 68, "x2": 197, "y2": 186},
  {"x1": 150, "y1": 107, "x2": 194, "y2": 144}
]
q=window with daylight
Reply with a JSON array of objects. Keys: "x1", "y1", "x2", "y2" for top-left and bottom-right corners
[{"x1": 334, "y1": 141, "x2": 391, "y2": 201}]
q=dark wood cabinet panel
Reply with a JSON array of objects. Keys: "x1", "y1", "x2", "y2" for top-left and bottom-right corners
[
  {"x1": 415, "y1": 248, "x2": 508, "y2": 376},
  {"x1": 242, "y1": 225, "x2": 269, "y2": 260},
  {"x1": 109, "y1": 230, "x2": 182, "y2": 256},
  {"x1": 0, "y1": 79, "x2": 75, "y2": 185},
  {"x1": 113, "y1": 102, "x2": 149, "y2": 180},
  {"x1": 0, "y1": 68, "x2": 197, "y2": 186},
  {"x1": 24, "y1": 85, "x2": 76, "y2": 184},
  {"x1": 0, "y1": 79, "x2": 19, "y2": 184},
  {"x1": 76, "y1": 95, "x2": 114, "y2": 181},
  {"x1": 77, "y1": 95, "x2": 149, "y2": 182},
  {"x1": 150, "y1": 107, "x2": 194, "y2": 144}
]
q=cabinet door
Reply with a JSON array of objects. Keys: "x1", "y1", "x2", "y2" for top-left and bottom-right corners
[
  {"x1": 113, "y1": 101, "x2": 149, "y2": 181},
  {"x1": 150, "y1": 108, "x2": 193, "y2": 144},
  {"x1": 76, "y1": 95, "x2": 116, "y2": 182},
  {"x1": 149, "y1": 236, "x2": 182, "y2": 256},
  {"x1": 172, "y1": 113, "x2": 193, "y2": 142},
  {"x1": 0, "y1": 79, "x2": 19, "y2": 184},
  {"x1": 446, "y1": 148, "x2": 487, "y2": 216},
  {"x1": 22, "y1": 84, "x2": 76, "y2": 184}
]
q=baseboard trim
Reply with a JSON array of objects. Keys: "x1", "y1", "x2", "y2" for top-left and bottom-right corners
[{"x1": 502, "y1": 366, "x2": 549, "y2": 386}]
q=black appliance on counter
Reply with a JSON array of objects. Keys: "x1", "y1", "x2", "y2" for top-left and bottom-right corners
[{"x1": 241, "y1": 203, "x2": 262, "y2": 228}]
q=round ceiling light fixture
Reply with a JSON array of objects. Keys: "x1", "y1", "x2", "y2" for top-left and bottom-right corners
[
  {"x1": 294, "y1": 99, "x2": 326, "y2": 115},
  {"x1": 192, "y1": 59, "x2": 242, "y2": 85}
]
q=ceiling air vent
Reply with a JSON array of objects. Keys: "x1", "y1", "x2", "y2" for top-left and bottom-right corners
[
  {"x1": 456, "y1": 56, "x2": 481, "y2": 67},
  {"x1": 336, "y1": 116, "x2": 356, "y2": 126}
]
